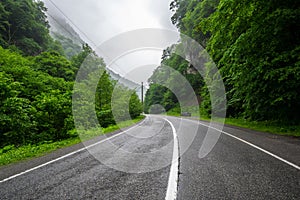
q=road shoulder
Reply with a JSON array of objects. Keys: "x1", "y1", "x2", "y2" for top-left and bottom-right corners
[{"x1": 0, "y1": 119, "x2": 146, "y2": 181}]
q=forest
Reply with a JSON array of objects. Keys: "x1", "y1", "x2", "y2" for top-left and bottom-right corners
[
  {"x1": 0, "y1": 0, "x2": 142, "y2": 150},
  {"x1": 145, "y1": 0, "x2": 300, "y2": 126},
  {"x1": 0, "y1": 0, "x2": 299, "y2": 156}
]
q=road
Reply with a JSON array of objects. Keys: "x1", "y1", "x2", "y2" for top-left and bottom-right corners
[{"x1": 0, "y1": 115, "x2": 299, "y2": 199}]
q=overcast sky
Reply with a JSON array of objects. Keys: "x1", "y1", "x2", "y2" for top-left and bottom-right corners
[{"x1": 43, "y1": 0, "x2": 179, "y2": 83}]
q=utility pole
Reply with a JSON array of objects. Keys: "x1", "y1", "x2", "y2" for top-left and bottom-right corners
[{"x1": 141, "y1": 82, "x2": 144, "y2": 105}]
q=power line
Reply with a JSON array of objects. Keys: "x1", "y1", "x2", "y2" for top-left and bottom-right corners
[
  {"x1": 46, "y1": 0, "x2": 96, "y2": 48},
  {"x1": 45, "y1": 0, "x2": 130, "y2": 78},
  {"x1": 46, "y1": 13, "x2": 81, "y2": 43}
]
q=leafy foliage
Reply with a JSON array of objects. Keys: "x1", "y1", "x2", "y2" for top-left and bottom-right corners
[
  {"x1": 0, "y1": 47, "x2": 74, "y2": 147},
  {"x1": 32, "y1": 51, "x2": 76, "y2": 81},
  {"x1": 202, "y1": 0, "x2": 300, "y2": 122},
  {"x1": 51, "y1": 32, "x2": 82, "y2": 59},
  {"x1": 146, "y1": 0, "x2": 299, "y2": 124},
  {"x1": 0, "y1": 0, "x2": 63, "y2": 55},
  {"x1": 145, "y1": 45, "x2": 204, "y2": 114},
  {"x1": 0, "y1": 0, "x2": 143, "y2": 150}
]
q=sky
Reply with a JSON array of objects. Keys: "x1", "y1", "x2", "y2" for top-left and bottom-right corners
[{"x1": 43, "y1": 0, "x2": 179, "y2": 84}]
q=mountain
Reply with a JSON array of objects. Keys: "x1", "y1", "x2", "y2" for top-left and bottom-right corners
[
  {"x1": 106, "y1": 68, "x2": 144, "y2": 100},
  {"x1": 44, "y1": 7, "x2": 143, "y2": 99},
  {"x1": 46, "y1": 12, "x2": 84, "y2": 58}
]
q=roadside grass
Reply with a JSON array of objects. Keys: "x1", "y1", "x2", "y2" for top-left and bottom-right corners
[
  {"x1": 197, "y1": 116, "x2": 300, "y2": 137},
  {"x1": 166, "y1": 111, "x2": 181, "y2": 117},
  {"x1": 222, "y1": 118, "x2": 300, "y2": 137},
  {"x1": 166, "y1": 106, "x2": 199, "y2": 117},
  {"x1": 0, "y1": 116, "x2": 145, "y2": 166},
  {"x1": 166, "y1": 109, "x2": 300, "y2": 137}
]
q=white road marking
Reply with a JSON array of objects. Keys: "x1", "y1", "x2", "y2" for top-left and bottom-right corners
[
  {"x1": 0, "y1": 120, "x2": 145, "y2": 183},
  {"x1": 181, "y1": 117, "x2": 300, "y2": 170},
  {"x1": 164, "y1": 118, "x2": 179, "y2": 200}
]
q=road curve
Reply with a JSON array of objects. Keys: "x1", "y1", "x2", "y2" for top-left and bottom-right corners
[
  {"x1": 0, "y1": 115, "x2": 299, "y2": 199},
  {"x1": 165, "y1": 116, "x2": 300, "y2": 199},
  {"x1": 0, "y1": 116, "x2": 175, "y2": 199}
]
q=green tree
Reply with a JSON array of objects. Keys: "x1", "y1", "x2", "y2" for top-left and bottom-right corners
[
  {"x1": 0, "y1": 0, "x2": 52, "y2": 55},
  {"x1": 34, "y1": 90, "x2": 74, "y2": 141},
  {"x1": 0, "y1": 72, "x2": 37, "y2": 147},
  {"x1": 0, "y1": 0, "x2": 65, "y2": 55},
  {"x1": 144, "y1": 84, "x2": 167, "y2": 113},
  {"x1": 111, "y1": 85, "x2": 142, "y2": 122},
  {"x1": 95, "y1": 71, "x2": 115, "y2": 127},
  {"x1": 0, "y1": 2, "x2": 9, "y2": 47},
  {"x1": 33, "y1": 51, "x2": 76, "y2": 81},
  {"x1": 0, "y1": 47, "x2": 74, "y2": 147},
  {"x1": 143, "y1": 0, "x2": 299, "y2": 123},
  {"x1": 202, "y1": 0, "x2": 300, "y2": 122},
  {"x1": 129, "y1": 92, "x2": 143, "y2": 119}
]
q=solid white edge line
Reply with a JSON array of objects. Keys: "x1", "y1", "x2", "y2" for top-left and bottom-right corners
[
  {"x1": 181, "y1": 117, "x2": 300, "y2": 170},
  {"x1": 0, "y1": 118, "x2": 145, "y2": 183},
  {"x1": 164, "y1": 118, "x2": 179, "y2": 200}
]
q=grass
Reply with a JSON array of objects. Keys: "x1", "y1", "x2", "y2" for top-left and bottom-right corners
[
  {"x1": 0, "y1": 116, "x2": 145, "y2": 166},
  {"x1": 166, "y1": 109, "x2": 300, "y2": 137},
  {"x1": 3, "y1": 114, "x2": 297, "y2": 167},
  {"x1": 222, "y1": 118, "x2": 300, "y2": 137},
  {"x1": 196, "y1": 116, "x2": 300, "y2": 137},
  {"x1": 205, "y1": 117, "x2": 300, "y2": 137},
  {"x1": 166, "y1": 111, "x2": 181, "y2": 117}
]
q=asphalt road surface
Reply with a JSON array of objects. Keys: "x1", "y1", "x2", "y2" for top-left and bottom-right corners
[{"x1": 0, "y1": 115, "x2": 299, "y2": 199}]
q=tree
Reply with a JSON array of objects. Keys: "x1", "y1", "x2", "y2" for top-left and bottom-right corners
[
  {"x1": 0, "y1": 72, "x2": 37, "y2": 147},
  {"x1": 33, "y1": 51, "x2": 76, "y2": 81},
  {"x1": 145, "y1": 0, "x2": 300, "y2": 123},
  {"x1": 202, "y1": 0, "x2": 300, "y2": 122},
  {"x1": 129, "y1": 93, "x2": 143, "y2": 118},
  {"x1": 0, "y1": 47, "x2": 74, "y2": 147},
  {"x1": 0, "y1": 2, "x2": 9, "y2": 47},
  {"x1": 0, "y1": 0, "x2": 65, "y2": 55},
  {"x1": 95, "y1": 71, "x2": 115, "y2": 127},
  {"x1": 34, "y1": 90, "x2": 74, "y2": 141},
  {"x1": 0, "y1": 0, "x2": 52, "y2": 55}
]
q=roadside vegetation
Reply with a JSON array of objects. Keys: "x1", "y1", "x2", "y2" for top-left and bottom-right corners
[
  {"x1": 165, "y1": 106, "x2": 300, "y2": 137},
  {"x1": 145, "y1": 0, "x2": 300, "y2": 136},
  {"x1": 0, "y1": 0, "x2": 143, "y2": 165},
  {"x1": 0, "y1": 116, "x2": 145, "y2": 166}
]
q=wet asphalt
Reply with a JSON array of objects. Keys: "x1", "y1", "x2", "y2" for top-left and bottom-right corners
[{"x1": 0, "y1": 115, "x2": 299, "y2": 199}]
